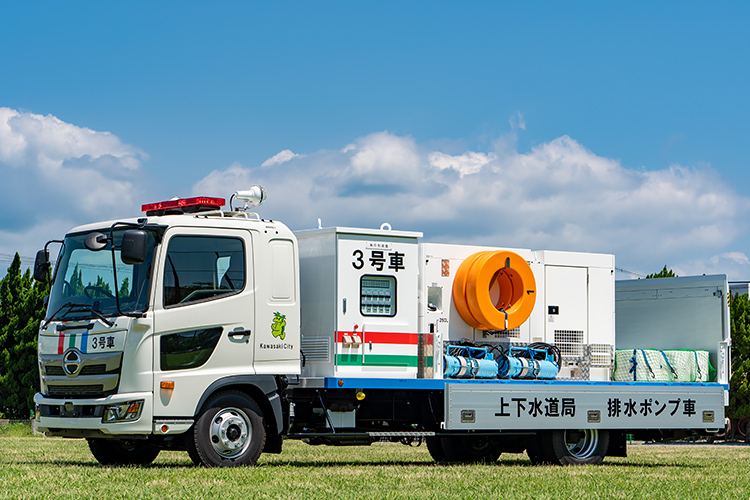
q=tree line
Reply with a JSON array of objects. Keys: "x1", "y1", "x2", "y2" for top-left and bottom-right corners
[{"x1": 0, "y1": 254, "x2": 48, "y2": 418}]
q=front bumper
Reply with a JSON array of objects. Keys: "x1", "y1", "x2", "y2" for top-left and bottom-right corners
[{"x1": 34, "y1": 391, "x2": 153, "y2": 438}]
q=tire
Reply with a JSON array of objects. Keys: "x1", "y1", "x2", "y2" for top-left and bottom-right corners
[
  {"x1": 738, "y1": 418, "x2": 750, "y2": 438},
  {"x1": 187, "y1": 390, "x2": 266, "y2": 467},
  {"x1": 440, "y1": 435, "x2": 501, "y2": 463},
  {"x1": 425, "y1": 436, "x2": 447, "y2": 462},
  {"x1": 525, "y1": 431, "x2": 554, "y2": 465},
  {"x1": 547, "y1": 429, "x2": 609, "y2": 465},
  {"x1": 88, "y1": 439, "x2": 160, "y2": 466}
]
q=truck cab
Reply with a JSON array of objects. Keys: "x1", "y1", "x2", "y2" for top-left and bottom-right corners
[{"x1": 34, "y1": 193, "x2": 300, "y2": 465}]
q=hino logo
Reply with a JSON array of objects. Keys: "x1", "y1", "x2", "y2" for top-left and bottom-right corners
[{"x1": 62, "y1": 349, "x2": 82, "y2": 377}]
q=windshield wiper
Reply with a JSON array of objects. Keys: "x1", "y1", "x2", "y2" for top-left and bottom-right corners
[
  {"x1": 86, "y1": 307, "x2": 115, "y2": 328},
  {"x1": 42, "y1": 302, "x2": 115, "y2": 330},
  {"x1": 42, "y1": 302, "x2": 77, "y2": 330}
]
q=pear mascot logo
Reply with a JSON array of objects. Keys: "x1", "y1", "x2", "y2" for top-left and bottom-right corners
[{"x1": 271, "y1": 312, "x2": 287, "y2": 340}]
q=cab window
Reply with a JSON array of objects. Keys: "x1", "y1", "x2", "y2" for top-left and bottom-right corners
[{"x1": 163, "y1": 236, "x2": 245, "y2": 307}]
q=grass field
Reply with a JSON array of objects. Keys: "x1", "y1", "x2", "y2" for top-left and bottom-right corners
[{"x1": 1, "y1": 426, "x2": 749, "y2": 499}]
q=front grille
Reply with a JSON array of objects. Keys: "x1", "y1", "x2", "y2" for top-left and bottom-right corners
[
  {"x1": 40, "y1": 351, "x2": 123, "y2": 398},
  {"x1": 48, "y1": 385, "x2": 105, "y2": 397},
  {"x1": 45, "y1": 366, "x2": 64, "y2": 376},
  {"x1": 45, "y1": 365, "x2": 111, "y2": 376},
  {"x1": 40, "y1": 403, "x2": 103, "y2": 418},
  {"x1": 81, "y1": 365, "x2": 108, "y2": 375}
]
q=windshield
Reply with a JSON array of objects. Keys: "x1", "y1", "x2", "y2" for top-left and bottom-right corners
[{"x1": 46, "y1": 229, "x2": 158, "y2": 322}]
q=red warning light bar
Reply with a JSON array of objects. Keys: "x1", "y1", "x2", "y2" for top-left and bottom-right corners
[{"x1": 142, "y1": 197, "x2": 226, "y2": 215}]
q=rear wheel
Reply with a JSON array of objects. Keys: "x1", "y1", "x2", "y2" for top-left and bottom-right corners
[
  {"x1": 525, "y1": 431, "x2": 553, "y2": 465},
  {"x1": 738, "y1": 418, "x2": 750, "y2": 441},
  {"x1": 187, "y1": 390, "x2": 266, "y2": 467},
  {"x1": 548, "y1": 429, "x2": 609, "y2": 465},
  {"x1": 88, "y1": 439, "x2": 160, "y2": 466},
  {"x1": 425, "y1": 436, "x2": 446, "y2": 462},
  {"x1": 440, "y1": 435, "x2": 501, "y2": 463}
]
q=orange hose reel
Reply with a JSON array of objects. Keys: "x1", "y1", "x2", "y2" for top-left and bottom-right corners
[{"x1": 452, "y1": 250, "x2": 536, "y2": 331}]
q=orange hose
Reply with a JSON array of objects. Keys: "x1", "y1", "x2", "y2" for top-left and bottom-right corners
[
  {"x1": 452, "y1": 250, "x2": 536, "y2": 331},
  {"x1": 451, "y1": 252, "x2": 487, "y2": 329}
]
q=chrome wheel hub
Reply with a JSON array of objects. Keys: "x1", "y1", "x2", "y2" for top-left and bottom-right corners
[
  {"x1": 564, "y1": 429, "x2": 598, "y2": 459},
  {"x1": 209, "y1": 407, "x2": 251, "y2": 458}
]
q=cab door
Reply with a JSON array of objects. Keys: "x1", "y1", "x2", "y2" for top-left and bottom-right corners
[{"x1": 152, "y1": 227, "x2": 255, "y2": 417}]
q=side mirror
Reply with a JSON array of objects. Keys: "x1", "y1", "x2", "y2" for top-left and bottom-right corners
[
  {"x1": 34, "y1": 250, "x2": 50, "y2": 283},
  {"x1": 121, "y1": 230, "x2": 148, "y2": 265}
]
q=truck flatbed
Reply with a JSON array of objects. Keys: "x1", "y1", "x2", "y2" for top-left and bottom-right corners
[{"x1": 295, "y1": 377, "x2": 725, "y2": 431}]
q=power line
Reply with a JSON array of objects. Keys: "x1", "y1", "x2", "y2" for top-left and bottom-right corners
[
  {"x1": 615, "y1": 267, "x2": 646, "y2": 279},
  {"x1": 0, "y1": 253, "x2": 36, "y2": 262}
]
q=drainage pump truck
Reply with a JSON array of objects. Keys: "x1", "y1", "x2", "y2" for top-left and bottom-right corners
[{"x1": 32, "y1": 186, "x2": 730, "y2": 466}]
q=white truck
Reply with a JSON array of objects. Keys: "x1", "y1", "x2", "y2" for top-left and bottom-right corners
[{"x1": 32, "y1": 188, "x2": 730, "y2": 466}]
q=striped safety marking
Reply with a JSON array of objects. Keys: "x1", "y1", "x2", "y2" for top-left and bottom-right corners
[
  {"x1": 337, "y1": 354, "x2": 419, "y2": 367},
  {"x1": 336, "y1": 331, "x2": 432, "y2": 345},
  {"x1": 57, "y1": 332, "x2": 89, "y2": 354},
  {"x1": 335, "y1": 331, "x2": 433, "y2": 368}
]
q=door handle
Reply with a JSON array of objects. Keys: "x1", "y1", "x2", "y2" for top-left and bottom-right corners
[{"x1": 228, "y1": 329, "x2": 252, "y2": 339}]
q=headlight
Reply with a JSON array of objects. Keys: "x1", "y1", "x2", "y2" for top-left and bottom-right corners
[{"x1": 102, "y1": 400, "x2": 144, "y2": 423}]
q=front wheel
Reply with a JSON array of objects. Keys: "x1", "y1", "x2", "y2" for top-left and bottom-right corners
[
  {"x1": 186, "y1": 390, "x2": 266, "y2": 467},
  {"x1": 88, "y1": 439, "x2": 160, "y2": 465},
  {"x1": 548, "y1": 429, "x2": 609, "y2": 465}
]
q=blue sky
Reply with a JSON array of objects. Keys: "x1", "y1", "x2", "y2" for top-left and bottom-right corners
[{"x1": 1, "y1": 2, "x2": 749, "y2": 280}]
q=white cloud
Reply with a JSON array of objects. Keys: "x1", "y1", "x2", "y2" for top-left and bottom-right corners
[
  {"x1": 509, "y1": 111, "x2": 526, "y2": 131},
  {"x1": 193, "y1": 131, "x2": 750, "y2": 280},
  {"x1": 715, "y1": 252, "x2": 750, "y2": 266},
  {"x1": 348, "y1": 131, "x2": 421, "y2": 184},
  {"x1": 3, "y1": 107, "x2": 745, "y2": 283},
  {"x1": 0, "y1": 107, "x2": 142, "y2": 172},
  {"x1": 429, "y1": 151, "x2": 496, "y2": 177},
  {"x1": 675, "y1": 252, "x2": 750, "y2": 279},
  {"x1": 193, "y1": 162, "x2": 254, "y2": 197},
  {"x1": 0, "y1": 108, "x2": 147, "y2": 267},
  {"x1": 261, "y1": 149, "x2": 299, "y2": 167}
]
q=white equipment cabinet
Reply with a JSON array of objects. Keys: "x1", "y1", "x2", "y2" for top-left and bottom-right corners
[
  {"x1": 538, "y1": 251, "x2": 615, "y2": 381},
  {"x1": 297, "y1": 226, "x2": 422, "y2": 378}
]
